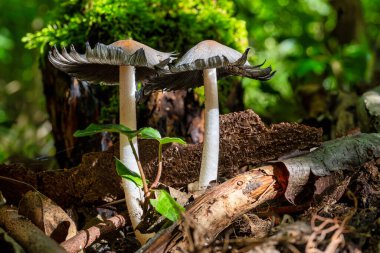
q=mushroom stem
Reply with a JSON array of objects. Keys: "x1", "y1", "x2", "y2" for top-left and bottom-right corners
[
  {"x1": 119, "y1": 65, "x2": 151, "y2": 244},
  {"x1": 199, "y1": 68, "x2": 219, "y2": 190}
]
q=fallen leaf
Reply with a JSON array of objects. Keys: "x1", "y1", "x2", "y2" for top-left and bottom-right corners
[
  {"x1": 280, "y1": 133, "x2": 380, "y2": 203},
  {"x1": 18, "y1": 191, "x2": 77, "y2": 243}
]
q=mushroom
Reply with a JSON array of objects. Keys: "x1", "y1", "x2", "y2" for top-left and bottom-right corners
[
  {"x1": 48, "y1": 39, "x2": 174, "y2": 243},
  {"x1": 140, "y1": 40, "x2": 274, "y2": 190}
]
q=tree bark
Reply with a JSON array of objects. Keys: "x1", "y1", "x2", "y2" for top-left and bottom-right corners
[
  {"x1": 330, "y1": 0, "x2": 365, "y2": 45},
  {"x1": 40, "y1": 56, "x2": 103, "y2": 169}
]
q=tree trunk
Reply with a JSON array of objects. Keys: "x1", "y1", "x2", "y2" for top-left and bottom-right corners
[
  {"x1": 329, "y1": 0, "x2": 365, "y2": 45},
  {"x1": 40, "y1": 55, "x2": 102, "y2": 168}
]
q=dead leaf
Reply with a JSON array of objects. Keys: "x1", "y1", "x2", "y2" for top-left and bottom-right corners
[
  {"x1": 18, "y1": 191, "x2": 77, "y2": 243},
  {"x1": 280, "y1": 133, "x2": 380, "y2": 203}
]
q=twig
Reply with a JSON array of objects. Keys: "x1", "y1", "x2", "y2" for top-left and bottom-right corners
[
  {"x1": 60, "y1": 213, "x2": 128, "y2": 253},
  {"x1": 128, "y1": 137, "x2": 149, "y2": 195},
  {"x1": 149, "y1": 143, "x2": 163, "y2": 190},
  {"x1": 0, "y1": 175, "x2": 38, "y2": 192},
  {"x1": 98, "y1": 198, "x2": 126, "y2": 207}
]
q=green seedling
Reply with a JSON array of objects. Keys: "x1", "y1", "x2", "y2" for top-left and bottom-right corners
[
  {"x1": 74, "y1": 124, "x2": 186, "y2": 222},
  {"x1": 139, "y1": 127, "x2": 186, "y2": 189}
]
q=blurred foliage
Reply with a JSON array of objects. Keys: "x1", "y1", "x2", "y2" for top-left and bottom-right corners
[
  {"x1": 2, "y1": 0, "x2": 380, "y2": 160},
  {"x1": 0, "y1": 0, "x2": 54, "y2": 163},
  {"x1": 23, "y1": 0, "x2": 248, "y2": 123},
  {"x1": 235, "y1": 0, "x2": 380, "y2": 122}
]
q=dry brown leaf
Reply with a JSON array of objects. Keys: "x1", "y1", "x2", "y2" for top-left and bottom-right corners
[
  {"x1": 18, "y1": 191, "x2": 77, "y2": 243},
  {"x1": 280, "y1": 133, "x2": 380, "y2": 203}
]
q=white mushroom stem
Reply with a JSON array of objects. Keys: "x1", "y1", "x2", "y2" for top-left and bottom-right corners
[
  {"x1": 199, "y1": 68, "x2": 219, "y2": 190},
  {"x1": 119, "y1": 65, "x2": 152, "y2": 244}
]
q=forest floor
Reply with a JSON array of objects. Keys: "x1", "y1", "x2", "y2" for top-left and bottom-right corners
[{"x1": 0, "y1": 110, "x2": 379, "y2": 253}]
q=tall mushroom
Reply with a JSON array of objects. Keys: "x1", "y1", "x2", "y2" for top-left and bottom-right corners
[
  {"x1": 140, "y1": 40, "x2": 274, "y2": 190},
  {"x1": 48, "y1": 39, "x2": 174, "y2": 243}
]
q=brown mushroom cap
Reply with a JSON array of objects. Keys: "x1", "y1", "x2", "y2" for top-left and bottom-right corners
[
  {"x1": 48, "y1": 39, "x2": 175, "y2": 84},
  {"x1": 138, "y1": 40, "x2": 274, "y2": 101}
]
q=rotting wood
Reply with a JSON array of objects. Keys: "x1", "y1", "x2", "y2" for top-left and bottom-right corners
[
  {"x1": 0, "y1": 205, "x2": 66, "y2": 253},
  {"x1": 139, "y1": 133, "x2": 380, "y2": 252},
  {"x1": 0, "y1": 110, "x2": 322, "y2": 207},
  {"x1": 138, "y1": 165, "x2": 286, "y2": 253},
  {"x1": 60, "y1": 213, "x2": 127, "y2": 253}
]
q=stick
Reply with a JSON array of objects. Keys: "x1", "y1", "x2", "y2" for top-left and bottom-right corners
[{"x1": 60, "y1": 213, "x2": 128, "y2": 253}]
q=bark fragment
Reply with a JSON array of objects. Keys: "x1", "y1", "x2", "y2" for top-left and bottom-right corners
[{"x1": 138, "y1": 165, "x2": 285, "y2": 253}]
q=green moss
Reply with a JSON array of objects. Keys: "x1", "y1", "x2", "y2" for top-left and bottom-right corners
[{"x1": 23, "y1": 0, "x2": 248, "y2": 54}]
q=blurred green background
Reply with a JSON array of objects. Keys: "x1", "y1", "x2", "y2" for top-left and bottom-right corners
[
  {"x1": 0, "y1": 0, "x2": 55, "y2": 163},
  {"x1": 1, "y1": 0, "x2": 379, "y2": 163}
]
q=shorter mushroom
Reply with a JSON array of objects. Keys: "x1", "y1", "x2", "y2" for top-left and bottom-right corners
[
  {"x1": 140, "y1": 40, "x2": 274, "y2": 190},
  {"x1": 49, "y1": 39, "x2": 175, "y2": 243}
]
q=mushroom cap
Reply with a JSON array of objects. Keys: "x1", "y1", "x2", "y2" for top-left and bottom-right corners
[
  {"x1": 48, "y1": 39, "x2": 175, "y2": 84},
  {"x1": 171, "y1": 40, "x2": 248, "y2": 72},
  {"x1": 138, "y1": 40, "x2": 275, "y2": 102}
]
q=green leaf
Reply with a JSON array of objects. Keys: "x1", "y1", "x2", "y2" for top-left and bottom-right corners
[
  {"x1": 115, "y1": 158, "x2": 143, "y2": 187},
  {"x1": 139, "y1": 127, "x2": 161, "y2": 140},
  {"x1": 138, "y1": 128, "x2": 186, "y2": 145},
  {"x1": 74, "y1": 123, "x2": 137, "y2": 138},
  {"x1": 150, "y1": 190, "x2": 185, "y2": 222},
  {"x1": 159, "y1": 137, "x2": 186, "y2": 145},
  {"x1": 296, "y1": 59, "x2": 326, "y2": 77},
  {"x1": 0, "y1": 109, "x2": 8, "y2": 124}
]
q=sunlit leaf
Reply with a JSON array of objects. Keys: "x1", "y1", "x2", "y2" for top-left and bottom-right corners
[
  {"x1": 159, "y1": 137, "x2": 186, "y2": 145},
  {"x1": 150, "y1": 190, "x2": 185, "y2": 222},
  {"x1": 115, "y1": 158, "x2": 143, "y2": 187},
  {"x1": 139, "y1": 127, "x2": 161, "y2": 140},
  {"x1": 74, "y1": 123, "x2": 137, "y2": 138}
]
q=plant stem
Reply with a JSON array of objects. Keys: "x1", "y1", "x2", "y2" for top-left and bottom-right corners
[
  {"x1": 149, "y1": 143, "x2": 163, "y2": 190},
  {"x1": 128, "y1": 137, "x2": 149, "y2": 195}
]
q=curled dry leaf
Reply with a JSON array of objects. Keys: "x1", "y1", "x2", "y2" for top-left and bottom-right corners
[
  {"x1": 280, "y1": 133, "x2": 380, "y2": 203},
  {"x1": 18, "y1": 191, "x2": 77, "y2": 243}
]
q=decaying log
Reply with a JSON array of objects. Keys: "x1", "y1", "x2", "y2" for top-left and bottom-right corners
[
  {"x1": 139, "y1": 133, "x2": 380, "y2": 252},
  {"x1": 0, "y1": 205, "x2": 66, "y2": 253},
  {"x1": 0, "y1": 110, "x2": 322, "y2": 207},
  {"x1": 60, "y1": 213, "x2": 127, "y2": 253},
  {"x1": 138, "y1": 165, "x2": 285, "y2": 253}
]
